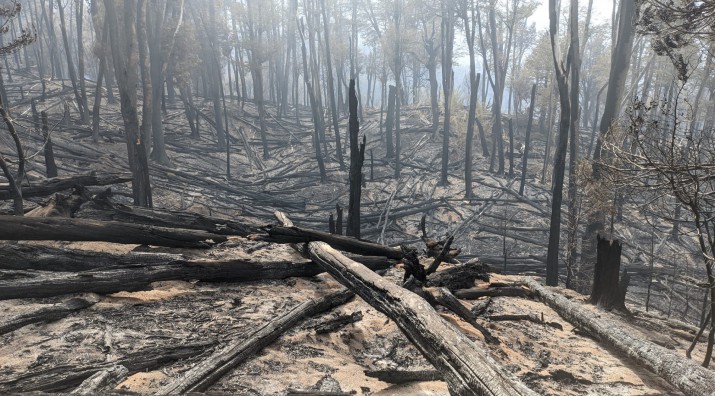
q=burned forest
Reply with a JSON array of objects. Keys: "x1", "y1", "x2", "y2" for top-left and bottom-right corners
[{"x1": 2, "y1": 0, "x2": 715, "y2": 395}]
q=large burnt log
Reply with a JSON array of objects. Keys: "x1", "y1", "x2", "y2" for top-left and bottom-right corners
[
  {"x1": 525, "y1": 277, "x2": 715, "y2": 396},
  {"x1": 0, "y1": 173, "x2": 131, "y2": 200},
  {"x1": 0, "y1": 216, "x2": 227, "y2": 248},
  {"x1": 308, "y1": 241, "x2": 537, "y2": 396}
]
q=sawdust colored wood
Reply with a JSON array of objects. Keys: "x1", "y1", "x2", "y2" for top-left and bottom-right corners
[{"x1": 308, "y1": 242, "x2": 537, "y2": 396}]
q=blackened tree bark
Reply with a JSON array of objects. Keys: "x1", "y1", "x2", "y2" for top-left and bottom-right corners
[
  {"x1": 464, "y1": 73, "x2": 480, "y2": 199},
  {"x1": 320, "y1": 0, "x2": 344, "y2": 170},
  {"x1": 590, "y1": 235, "x2": 627, "y2": 310},
  {"x1": 417, "y1": 14, "x2": 439, "y2": 139},
  {"x1": 297, "y1": 18, "x2": 327, "y2": 183},
  {"x1": 518, "y1": 83, "x2": 537, "y2": 196},
  {"x1": 461, "y1": 0, "x2": 486, "y2": 198},
  {"x1": 545, "y1": 0, "x2": 572, "y2": 286},
  {"x1": 57, "y1": 0, "x2": 88, "y2": 123},
  {"x1": 41, "y1": 111, "x2": 57, "y2": 178},
  {"x1": 487, "y1": 0, "x2": 505, "y2": 175},
  {"x1": 147, "y1": 0, "x2": 169, "y2": 163},
  {"x1": 104, "y1": 0, "x2": 152, "y2": 208},
  {"x1": 136, "y1": 0, "x2": 152, "y2": 153},
  {"x1": 393, "y1": 0, "x2": 403, "y2": 179},
  {"x1": 385, "y1": 85, "x2": 396, "y2": 158},
  {"x1": 75, "y1": 0, "x2": 89, "y2": 123},
  {"x1": 244, "y1": 0, "x2": 269, "y2": 159},
  {"x1": 566, "y1": 0, "x2": 582, "y2": 289},
  {"x1": 581, "y1": 0, "x2": 636, "y2": 289},
  {"x1": 346, "y1": 80, "x2": 364, "y2": 239},
  {"x1": 439, "y1": 1, "x2": 454, "y2": 187},
  {"x1": 0, "y1": 92, "x2": 24, "y2": 215}
]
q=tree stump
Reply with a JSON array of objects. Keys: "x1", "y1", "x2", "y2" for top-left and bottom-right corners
[{"x1": 590, "y1": 234, "x2": 627, "y2": 310}]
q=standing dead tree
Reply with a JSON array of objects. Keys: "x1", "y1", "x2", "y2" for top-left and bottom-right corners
[
  {"x1": 0, "y1": 1, "x2": 33, "y2": 215},
  {"x1": 346, "y1": 79, "x2": 364, "y2": 238},
  {"x1": 104, "y1": 0, "x2": 152, "y2": 207},
  {"x1": 600, "y1": 92, "x2": 715, "y2": 366}
]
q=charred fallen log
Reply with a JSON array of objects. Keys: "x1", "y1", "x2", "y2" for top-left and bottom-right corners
[
  {"x1": 0, "y1": 173, "x2": 131, "y2": 200},
  {"x1": 0, "y1": 244, "x2": 184, "y2": 271},
  {"x1": 0, "y1": 296, "x2": 99, "y2": 335},
  {"x1": 156, "y1": 289, "x2": 355, "y2": 394},
  {"x1": 75, "y1": 194, "x2": 260, "y2": 236},
  {"x1": 524, "y1": 277, "x2": 715, "y2": 396},
  {"x1": 69, "y1": 365, "x2": 128, "y2": 395},
  {"x1": 0, "y1": 243, "x2": 395, "y2": 273},
  {"x1": 454, "y1": 286, "x2": 533, "y2": 299},
  {"x1": 259, "y1": 224, "x2": 403, "y2": 260},
  {"x1": 0, "y1": 342, "x2": 215, "y2": 393},
  {"x1": 0, "y1": 252, "x2": 393, "y2": 300},
  {"x1": 308, "y1": 242, "x2": 537, "y2": 396},
  {"x1": 364, "y1": 369, "x2": 442, "y2": 384},
  {"x1": 0, "y1": 216, "x2": 227, "y2": 248}
]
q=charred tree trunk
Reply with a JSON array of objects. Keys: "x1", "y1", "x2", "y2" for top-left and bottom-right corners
[
  {"x1": 545, "y1": 0, "x2": 572, "y2": 286},
  {"x1": 41, "y1": 111, "x2": 57, "y2": 178},
  {"x1": 56, "y1": 0, "x2": 88, "y2": 123},
  {"x1": 439, "y1": 5, "x2": 454, "y2": 187},
  {"x1": 136, "y1": 0, "x2": 152, "y2": 152},
  {"x1": 590, "y1": 235, "x2": 627, "y2": 310},
  {"x1": 147, "y1": 0, "x2": 170, "y2": 164},
  {"x1": 519, "y1": 83, "x2": 537, "y2": 195},
  {"x1": 104, "y1": 0, "x2": 152, "y2": 207},
  {"x1": 346, "y1": 79, "x2": 364, "y2": 238},
  {"x1": 320, "y1": 0, "x2": 344, "y2": 170},
  {"x1": 297, "y1": 19, "x2": 327, "y2": 183},
  {"x1": 384, "y1": 84, "x2": 395, "y2": 158}
]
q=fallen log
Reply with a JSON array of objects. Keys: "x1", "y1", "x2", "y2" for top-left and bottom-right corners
[
  {"x1": 259, "y1": 224, "x2": 403, "y2": 260},
  {"x1": 0, "y1": 173, "x2": 131, "y2": 200},
  {"x1": 75, "y1": 196, "x2": 260, "y2": 236},
  {"x1": 0, "y1": 257, "x2": 392, "y2": 300},
  {"x1": 486, "y1": 314, "x2": 563, "y2": 330},
  {"x1": 0, "y1": 342, "x2": 215, "y2": 393},
  {"x1": 69, "y1": 365, "x2": 128, "y2": 395},
  {"x1": 313, "y1": 311, "x2": 363, "y2": 334},
  {"x1": 308, "y1": 242, "x2": 537, "y2": 396},
  {"x1": 0, "y1": 216, "x2": 228, "y2": 248},
  {"x1": 524, "y1": 277, "x2": 715, "y2": 396},
  {"x1": 364, "y1": 369, "x2": 442, "y2": 384},
  {"x1": 421, "y1": 286, "x2": 498, "y2": 344},
  {"x1": 156, "y1": 289, "x2": 355, "y2": 394},
  {"x1": 454, "y1": 286, "x2": 533, "y2": 299},
  {"x1": 0, "y1": 244, "x2": 184, "y2": 271},
  {"x1": 0, "y1": 296, "x2": 99, "y2": 335},
  {"x1": 426, "y1": 260, "x2": 490, "y2": 290}
]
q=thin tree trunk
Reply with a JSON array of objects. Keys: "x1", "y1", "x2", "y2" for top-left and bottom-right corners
[
  {"x1": 545, "y1": 0, "x2": 572, "y2": 286},
  {"x1": 320, "y1": 0, "x2": 344, "y2": 169},
  {"x1": 519, "y1": 83, "x2": 537, "y2": 195},
  {"x1": 57, "y1": 0, "x2": 87, "y2": 123}
]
